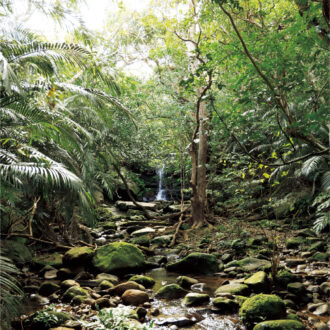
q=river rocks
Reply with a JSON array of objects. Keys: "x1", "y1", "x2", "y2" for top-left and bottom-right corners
[
  {"x1": 213, "y1": 297, "x2": 239, "y2": 311},
  {"x1": 309, "y1": 252, "x2": 329, "y2": 262},
  {"x1": 151, "y1": 235, "x2": 173, "y2": 247},
  {"x1": 244, "y1": 271, "x2": 268, "y2": 292},
  {"x1": 132, "y1": 235, "x2": 151, "y2": 246},
  {"x1": 155, "y1": 284, "x2": 187, "y2": 300},
  {"x1": 122, "y1": 289, "x2": 149, "y2": 306},
  {"x1": 276, "y1": 269, "x2": 299, "y2": 287},
  {"x1": 286, "y1": 237, "x2": 305, "y2": 249},
  {"x1": 237, "y1": 257, "x2": 271, "y2": 272},
  {"x1": 166, "y1": 252, "x2": 218, "y2": 274},
  {"x1": 176, "y1": 275, "x2": 198, "y2": 289},
  {"x1": 62, "y1": 285, "x2": 88, "y2": 303},
  {"x1": 182, "y1": 293, "x2": 210, "y2": 306},
  {"x1": 92, "y1": 242, "x2": 145, "y2": 274},
  {"x1": 60, "y1": 279, "x2": 79, "y2": 290},
  {"x1": 99, "y1": 280, "x2": 114, "y2": 290},
  {"x1": 33, "y1": 253, "x2": 63, "y2": 269},
  {"x1": 108, "y1": 281, "x2": 145, "y2": 296},
  {"x1": 239, "y1": 294, "x2": 286, "y2": 328},
  {"x1": 312, "y1": 303, "x2": 329, "y2": 316},
  {"x1": 62, "y1": 247, "x2": 94, "y2": 267},
  {"x1": 253, "y1": 319, "x2": 306, "y2": 330},
  {"x1": 96, "y1": 273, "x2": 119, "y2": 285},
  {"x1": 128, "y1": 275, "x2": 155, "y2": 288},
  {"x1": 287, "y1": 282, "x2": 305, "y2": 295},
  {"x1": 215, "y1": 283, "x2": 250, "y2": 296},
  {"x1": 44, "y1": 269, "x2": 58, "y2": 280},
  {"x1": 39, "y1": 281, "x2": 60, "y2": 296},
  {"x1": 320, "y1": 282, "x2": 330, "y2": 295}
]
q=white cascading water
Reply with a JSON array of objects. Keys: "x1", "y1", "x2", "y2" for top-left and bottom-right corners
[{"x1": 155, "y1": 166, "x2": 167, "y2": 200}]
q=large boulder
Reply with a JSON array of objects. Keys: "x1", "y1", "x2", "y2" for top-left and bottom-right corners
[
  {"x1": 155, "y1": 284, "x2": 188, "y2": 300},
  {"x1": 62, "y1": 247, "x2": 94, "y2": 267},
  {"x1": 253, "y1": 320, "x2": 306, "y2": 330},
  {"x1": 239, "y1": 294, "x2": 286, "y2": 328},
  {"x1": 166, "y1": 253, "x2": 218, "y2": 274},
  {"x1": 92, "y1": 242, "x2": 145, "y2": 274},
  {"x1": 237, "y1": 257, "x2": 271, "y2": 272},
  {"x1": 122, "y1": 289, "x2": 149, "y2": 306}
]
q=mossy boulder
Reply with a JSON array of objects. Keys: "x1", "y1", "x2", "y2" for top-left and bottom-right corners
[
  {"x1": 96, "y1": 273, "x2": 119, "y2": 285},
  {"x1": 286, "y1": 237, "x2": 305, "y2": 249},
  {"x1": 30, "y1": 311, "x2": 71, "y2": 330},
  {"x1": 155, "y1": 284, "x2": 188, "y2": 300},
  {"x1": 39, "y1": 281, "x2": 60, "y2": 296},
  {"x1": 166, "y1": 253, "x2": 218, "y2": 274},
  {"x1": 151, "y1": 235, "x2": 173, "y2": 247},
  {"x1": 253, "y1": 320, "x2": 306, "y2": 330},
  {"x1": 182, "y1": 293, "x2": 210, "y2": 306},
  {"x1": 308, "y1": 252, "x2": 329, "y2": 262},
  {"x1": 244, "y1": 271, "x2": 268, "y2": 292},
  {"x1": 60, "y1": 279, "x2": 79, "y2": 290},
  {"x1": 62, "y1": 285, "x2": 88, "y2": 303},
  {"x1": 33, "y1": 253, "x2": 63, "y2": 269},
  {"x1": 62, "y1": 246, "x2": 94, "y2": 267},
  {"x1": 176, "y1": 276, "x2": 198, "y2": 289},
  {"x1": 92, "y1": 242, "x2": 145, "y2": 274},
  {"x1": 131, "y1": 235, "x2": 150, "y2": 247},
  {"x1": 276, "y1": 269, "x2": 299, "y2": 287},
  {"x1": 128, "y1": 275, "x2": 155, "y2": 288},
  {"x1": 239, "y1": 294, "x2": 286, "y2": 328},
  {"x1": 213, "y1": 297, "x2": 239, "y2": 311},
  {"x1": 215, "y1": 283, "x2": 250, "y2": 296},
  {"x1": 99, "y1": 280, "x2": 114, "y2": 290},
  {"x1": 237, "y1": 257, "x2": 271, "y2": 272},
  {"x1": 71, "y1": 295, "x2": 88, "y2": 305}
]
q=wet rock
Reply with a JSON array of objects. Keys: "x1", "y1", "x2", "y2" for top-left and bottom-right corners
[
  {"x1": 92, "y1": 242, "x2": 145, "y2": 274},
  {"x1": 92, "y1": 297, "x2": 112, "y2": 309},
  {"x1": 166, "y1": 252, "x2": 218, "y2": 274},
  {"x1": 62, "y1": 247, "x2": 94, "y2": 267},
  {"x1": 131, "y1": 227, "x2": 155, "y2": 236},
  {"x1": 151, "y1": 235, "x2": 173, "y2": 247},
  {"x1": 276, "y1": 269, "x2": 299, "y2": 287},
  {"x1": 57, "y1": 268, "x2": 73, "y2": 280},
  {"x1": 33, "y1": 253, "x2": 63, "y2": 269},
  {"x1": 239, "y1": 294, "x2": 286, "y2": 328},
  {"x1": 213, "y1": 297, "x2": 238, "y2": 311},
  {"x1": 108, "y1": 281, "x2": 145, "y2": 296},
  {"x1": 155, "y1": 284, "x2": 188, "y2": 300},
  {"x1": 215, "y1": 283, "x2": 249, "y2": 296},
  {"x1": 308, "y1": 252, "x2": 329, "y2": 262},
  {"x1": 99, "y1": 280, "x2": 114, "y2": 290},
  {"x1": 39, "y1": 281, "x2": 60, "y2": 296},
  {"x1": 253, "y1": 319, "x2": 306, "y2": 329},
  {"x1": 155, "y1": 317, "x2": 197, "y2": 327},
  {"x1": 320, "y1": 282, "x2": 330, "y2": 295},
  {"x1": 60, "y1": 279, "x2": 79, "y2": 290},
  {"x1": 128, "y1": 275, "x2": 155, "y2": 288},
  {"x1": 313, "y1": 303, "x2": 329, "y2": 316},
  {"x1": 96, "y1": 273, "x2": 119, "y2": 285},
  {"x1": 287, "y1": 282, "x2": 305, "y2": 295},
  {"x1": 62, "y1": 285, "x2": 88, "y2": 303},
  {"x1": 244, "y1": 271, "x2": 268, "y2": 292},
  {"x1": 237, "y1": 257, "x2": 271, "y2": 272},
  {"x1": 122, "y1": 289, "x2": 149, "y2": 306},
  {"x1": 182, "y1": 293, "x2": 210, "y2": 306},
  {"x1": 44, "y1": 269, "x2": 58, "y2": 280},
  {"x1": 176, "y1": 275, "x2": 198, "y2": 289}
]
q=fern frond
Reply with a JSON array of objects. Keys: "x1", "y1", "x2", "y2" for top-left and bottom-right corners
[
  {"x1": 321, "y1": 171, "x2": 330, "y2": 192},
  {"x1": 301, "y1": 156, "x2": 326, "y2": 177}
]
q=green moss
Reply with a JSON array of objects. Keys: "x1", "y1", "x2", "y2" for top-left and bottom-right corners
[
  {"x1": 131, "y1": 235, "x2": 150, "y2": 247},
  {"x1": 155, "y1": 284, "x2": 187, "y2": 300},
  {"x1": 99, "y1": 280, "x2": 114, "y2": 290},
  {"x1": 276, "y1": 269, "x2": 299, "y2": 287},
  {"x1": 3, "y1": 239, "x2": 33, "y2": 263},
  {"x1": 183, "y1": 293, "x2": 210, "y2": 306},
  {"x1": 176, "y1": 276, "x2": 198, "y2": 289},
  {"x1": 62, "y1": 285, "x2": 88, "y2": 303},
  {"x1": 253, "y1": 319, "x2": 306, "y2": 330},
  {"x1": 166, "y1": 252, "x2": 218, "y2": 274},
  {"x1": 63, "y1": 246, "x2": 94, "y2": 266},
  {"x1": 128, "y1": 275, "x2": 155, "y2": 288},
  {"x1": 235, "y1": 295, "x2": 248, "y2": 307},
  {"x1": 213, "y1": 297, "x2": 239, "y2": 311},
  {"x1": 71, "y1": 295, "x2": 87, "y2": 305},
  {"x1": 92, "y1": 242, "x2": 145, "y2": 274},
  {"x1": 244, "y1": 271, "x2": 268, "y2": 292},
  {"x1": 286, "y1": 237, "x2": 305, "y2": 249},
  {"x1": 308, "y1": 252, "x2": 329, "y2": 262},
  {"x1": 239, "y1": 294, "x2": 286, "y2": 328},
  {"x1": 215, "y1": 283, "x2": 250, "y2": 296},
  {"x1": 33, "y1": 253, "x2": 63, "y2": 268}
]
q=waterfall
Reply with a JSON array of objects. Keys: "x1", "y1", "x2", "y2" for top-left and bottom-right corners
[{"x1": 155, "y1": 165, "x2": 167, "y2": 200}]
